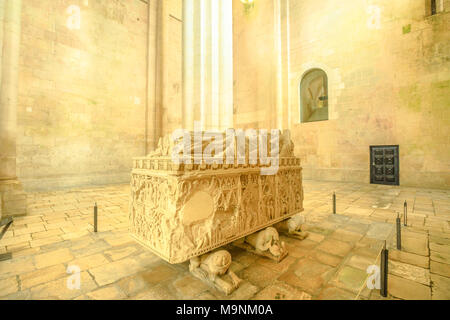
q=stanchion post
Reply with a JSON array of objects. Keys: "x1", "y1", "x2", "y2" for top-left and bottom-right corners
[
  {"x1": 403, "y1": 201, "x2": 408, "y2": 227},
  {"x1": 94, "y1": 203, "x2": 98, "y2": 233},
  {"x1": 333, "y1": 192, "x2": 336, "y2": 214},
  {"x1": 396, "y1": 213, "x2": 402, "y2": 250},
  {"x1": 380, "y1": 241, "x2": 389, "y2": 297}
]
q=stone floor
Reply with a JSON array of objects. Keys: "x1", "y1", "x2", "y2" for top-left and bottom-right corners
[{"x1": 0, "y1": 180, "x2": 449, "y2": 300}]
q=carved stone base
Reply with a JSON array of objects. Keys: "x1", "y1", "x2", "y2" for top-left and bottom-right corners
[
  {"x1": 275, "y1": 214, "x2": 309, "y2": 241},
  {"x1": 189, "y1": 250, "x2": 242, "y2": 295},
  {"x1": 234, "y1": 227, "x2": 288, "y2": 263},
  {"x1": 0, "y1": 180, "x2": 27, "y2": 218}
]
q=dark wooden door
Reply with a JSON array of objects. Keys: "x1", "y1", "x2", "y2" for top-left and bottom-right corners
[{"x1": 370, "y1": 146, "x2": 399, "y2": 186}]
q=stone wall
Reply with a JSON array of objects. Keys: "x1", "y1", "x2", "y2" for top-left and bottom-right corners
[
  {"x1": 233, "y1": 0, "x2": 450, "y2": 189},
  {"x1": 158, "y1": 0, "x2": 182, "y2": 137},
  {"x1": 288, "y1": 0, "x2": 450, "y2": 188},
  {"x1": 233, "y1": 0, "x2": 276, "y2": 130},
  {"x1": 8, "y1": 0, "x2": 450, "y2": 192},
  {"x1": 16, "y1": 0, "x2": 150, "y2": 191}
]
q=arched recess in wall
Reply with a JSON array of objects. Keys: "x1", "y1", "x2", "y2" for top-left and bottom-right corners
[{"x1": 299, "y1": 69, "x2": 329, "y2": 123}]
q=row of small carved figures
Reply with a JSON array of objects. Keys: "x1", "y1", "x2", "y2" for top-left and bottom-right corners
[{"x1": 132, "y1": 157, "x2": 302, "y2": 172}]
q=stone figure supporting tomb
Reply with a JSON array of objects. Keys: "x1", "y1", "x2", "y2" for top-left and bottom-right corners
[
  {"x1": 275, "y1": 213, "x2": 309, "y2": 240},
  {"x1": 189, "y1": 250, "x2": 242, "y2": 295},
  {"x1": 130, "y1": 130, "x2": 304, "y2": 295},
  {"x1": 233, "y1": 227, "x2": 288, "y2": 262}
]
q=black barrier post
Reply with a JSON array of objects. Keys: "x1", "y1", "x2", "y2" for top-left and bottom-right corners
[
  {"x1": 94, "y1": 203, "x2": 98, "y2": 233},
  {"x1": 380, "y1": 241, "x2": 389, "y2": 297},
  {"x1": 333, "y1": 192, "x2": 336, "y2": 214},
  {"x1": 396, "y1": 213, "x2": 402, "y2": 250},
  {"x1": 403, "y1": 201, "x2": 408, "y2": 227}
]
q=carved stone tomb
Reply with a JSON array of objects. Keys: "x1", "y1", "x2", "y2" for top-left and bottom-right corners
[{"x1": 130, "y1": 130, "x2": 304, "y2": 294}]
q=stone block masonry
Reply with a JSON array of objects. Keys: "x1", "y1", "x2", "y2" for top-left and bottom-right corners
[{"x1": 15, "y1": 0, "x2": 150, "y2": 191}]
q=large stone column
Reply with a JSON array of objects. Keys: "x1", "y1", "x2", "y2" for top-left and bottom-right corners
[
  {"x1": 273, "y1": 0, "x2": 290, "y2": 130},
  {"x1": 0, "y1": 0, "x2": 27, "y2": 218},
  {"x1": 182, "y1": 0, "x2": 234, "y2": 131},
  {"x1": 218, "y1": 0, "x2": 234, "y2": 130},
  {"x1": 182, "y1": 0, "x2": 195, "y2": 131},
  {"x1": 146, "y1": 0, "x2": 159, "y2": 152}
]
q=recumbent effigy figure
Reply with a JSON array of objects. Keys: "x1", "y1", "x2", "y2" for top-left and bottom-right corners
[{"x1": 130, "y1": 129, "x2": 305, "y2": 294}]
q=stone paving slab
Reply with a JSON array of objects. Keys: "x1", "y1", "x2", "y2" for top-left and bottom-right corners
[
  {"x1": 431, "y1": 273, "x2": 450, "y2": 300},
  {"x1": 390, "y1": 249, "x2": 429, "y2": 268},
  {"x1": 388, "y1": 274, "x2": 432, "y2": 300}
]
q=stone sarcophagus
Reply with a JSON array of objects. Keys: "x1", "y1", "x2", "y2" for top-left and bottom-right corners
[{"x1": 129, "y1": 130, "x2": 304, "y2": 264}]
